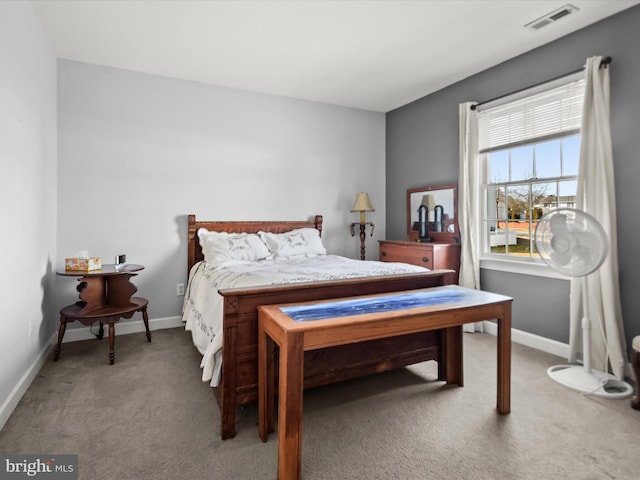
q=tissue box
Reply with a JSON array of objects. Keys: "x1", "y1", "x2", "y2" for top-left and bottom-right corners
[{"x1": 65, "y1": 257, "x2": 102, "y2": 271}]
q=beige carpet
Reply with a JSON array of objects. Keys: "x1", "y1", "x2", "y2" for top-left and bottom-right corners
[{"x1": 1, "y1": 328, "x2": 638, "y2": 480}]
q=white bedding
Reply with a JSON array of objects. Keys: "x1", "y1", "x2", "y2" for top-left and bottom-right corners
[{"x1": 182, "y1": 254, "x2": 429, "y2": 386}]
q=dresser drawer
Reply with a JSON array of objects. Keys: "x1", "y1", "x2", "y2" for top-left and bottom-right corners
[
  {"x1": 379, "y1": 243, "x2": 434, "y2": 268},
  {"x1": 378, "y1": 240, "x2": 460, "y2": 280}
]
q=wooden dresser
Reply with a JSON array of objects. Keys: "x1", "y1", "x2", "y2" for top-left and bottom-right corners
[{"x1": 379, "y1": 240, "x2": 461, "y2": 281}]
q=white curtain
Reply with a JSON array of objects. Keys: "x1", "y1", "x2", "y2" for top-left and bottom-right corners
[
  {"x1": 458, "y1": 102, "x2": 483, "y2": 333},
  {"x1": 570, "y1": 56, "x2": 627, "y2": 379}
]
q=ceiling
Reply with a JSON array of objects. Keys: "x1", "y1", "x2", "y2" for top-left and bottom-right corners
[{"x1": 30, "y1": 0, "x2": 640, "y2": 112}]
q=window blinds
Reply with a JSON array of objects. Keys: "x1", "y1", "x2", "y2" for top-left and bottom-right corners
[{"x1": 478, "y1": 77, "x2": 585, "y2": 153}]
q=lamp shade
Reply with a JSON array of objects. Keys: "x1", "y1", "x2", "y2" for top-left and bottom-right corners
[
  {"x1": 351, "y1": 192, "x2": 375, "y2": 212},
  {"x1": 351, "y1": 192, "x2": 374, "y2": 224},
  {"x1": 421, "y1": 194, "x2": 436, "y2": 209}
]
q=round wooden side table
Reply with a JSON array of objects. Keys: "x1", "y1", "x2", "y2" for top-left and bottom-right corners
[{"x1": 55, "y1": 264, "x2": 151, "y2": 364}]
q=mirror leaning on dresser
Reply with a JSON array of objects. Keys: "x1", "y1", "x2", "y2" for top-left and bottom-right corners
[{"x1": 379, "y1": 184, "x2": 460, "y2": 282}]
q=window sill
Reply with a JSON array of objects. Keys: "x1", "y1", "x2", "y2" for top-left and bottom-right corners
[{"x1": 479, "y1": 257, "x2": 569, "y2": 280}]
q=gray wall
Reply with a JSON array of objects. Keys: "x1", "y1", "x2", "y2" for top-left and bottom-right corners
[
  {"x1": 0, "y1": 1, "x2": 57, "y2": 425},
  {"x1": 56, "y1": 61, "x2": 386, "y2": 323},
  {"x1": 386, "y1": 6, "x2": 640, "y2": 348}
]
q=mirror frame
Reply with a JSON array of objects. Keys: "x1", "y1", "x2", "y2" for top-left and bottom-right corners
[{"x1": 406, "y1": 184, "x2": 459, "y2": 242}]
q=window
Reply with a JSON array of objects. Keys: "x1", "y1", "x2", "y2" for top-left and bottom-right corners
[{"x1": 477, "y1": 76, "x2": 585, "y2": 263}]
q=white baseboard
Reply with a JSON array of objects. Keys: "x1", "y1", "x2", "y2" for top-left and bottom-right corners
[
  {"x1": 0, "y1": 340, "x2": 54, "y2": 431},
  {"x1": 61, "y1": 315, "x2": 183, "y2": 343},
  {"x1": 480, "y1": 320, "x2": 570, "y2": 359},
  {"x1": 0, "y1": 316, "x2": 183, "y2": 431},
  {"x1": 480, "y1": 321, "x2": 634, "y2": 379}
]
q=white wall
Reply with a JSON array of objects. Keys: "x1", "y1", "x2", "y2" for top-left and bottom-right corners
[
  {"x1": 57, "y1": 61, "x2": 386, "y2": 322},
  {"x1": 0, "y1": 1, "x2": 57, "y2": 427}
]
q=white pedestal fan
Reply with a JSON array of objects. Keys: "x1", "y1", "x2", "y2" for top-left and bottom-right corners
[{"x1": 534, "y1": 208, "x2": 633, "y2": 398}]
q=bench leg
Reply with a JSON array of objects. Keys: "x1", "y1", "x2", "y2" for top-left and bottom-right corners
[
  {"x1": 631, "y1": 348, "x2": 640, "y2": 410},
  {"x1": 53, "y1": 314, "x2": 67, "y2": 361},
  {"x1": 444, "y1": 326, "x2": 464, "y2": 387}
]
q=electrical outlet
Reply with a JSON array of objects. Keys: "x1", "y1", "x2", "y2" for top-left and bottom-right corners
[{"x1": 176, "y1": 283, "x2": 185, "y2": 296}]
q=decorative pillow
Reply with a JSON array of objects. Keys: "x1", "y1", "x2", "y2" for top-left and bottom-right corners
[
  {"x1": 198, "y1": 228, "x2": 271, "y2": 265},
  {"x1": 259, "y1": 228, "x2": 326, "y2": 258}
]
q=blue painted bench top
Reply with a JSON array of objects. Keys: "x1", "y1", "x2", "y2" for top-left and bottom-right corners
[{"x1": 280, "y1": 286, "x2": 477, "y2": 322}]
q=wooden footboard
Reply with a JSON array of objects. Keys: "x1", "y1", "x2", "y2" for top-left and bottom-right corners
[{"x1": 217, "y1": 269, "x2": 456, "y2": 439}]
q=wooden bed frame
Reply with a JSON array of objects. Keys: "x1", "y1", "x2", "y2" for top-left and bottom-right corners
[{"x1": 187, "y1": 214, "x2": 458, "y2": 439}]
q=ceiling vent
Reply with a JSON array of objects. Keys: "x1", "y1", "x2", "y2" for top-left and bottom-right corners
[{"x1": 525, "y1": 4, "x2": 579, "y2": 30}]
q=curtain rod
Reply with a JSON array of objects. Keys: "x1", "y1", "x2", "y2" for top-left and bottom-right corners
[{"x1": 470, "y1": 56, "x2": 611, "y2": 111}]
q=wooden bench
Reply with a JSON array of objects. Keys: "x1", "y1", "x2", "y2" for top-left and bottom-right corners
[{"x1": 258, "y1": 286, "x2": 513, "y2": 480}]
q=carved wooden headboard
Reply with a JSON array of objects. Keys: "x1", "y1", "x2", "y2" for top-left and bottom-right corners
[{"x1": 187, "y1": 214, "x2": 324, "y2": 273}]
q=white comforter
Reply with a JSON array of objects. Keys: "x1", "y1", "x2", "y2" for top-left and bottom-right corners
[{"x1": 182, "y1": 254, "x2": 428, "y2": 386}]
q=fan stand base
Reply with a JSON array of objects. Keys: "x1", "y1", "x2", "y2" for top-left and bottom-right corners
[{"x1": 547, "y1": 364, "x2": 634, "y2": 399}]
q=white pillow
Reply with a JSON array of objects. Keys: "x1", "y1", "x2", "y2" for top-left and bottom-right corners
[
  {"x1": 198, "y1": 228, "x2": 271, "y2": 265},
  {"x1": 259, "y1": 228, "x2": 326, "y2": 258}
]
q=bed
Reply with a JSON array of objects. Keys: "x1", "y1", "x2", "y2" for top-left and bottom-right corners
[{"x1": 183, "y1": 214, "x2": 458, "y2": 439}]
